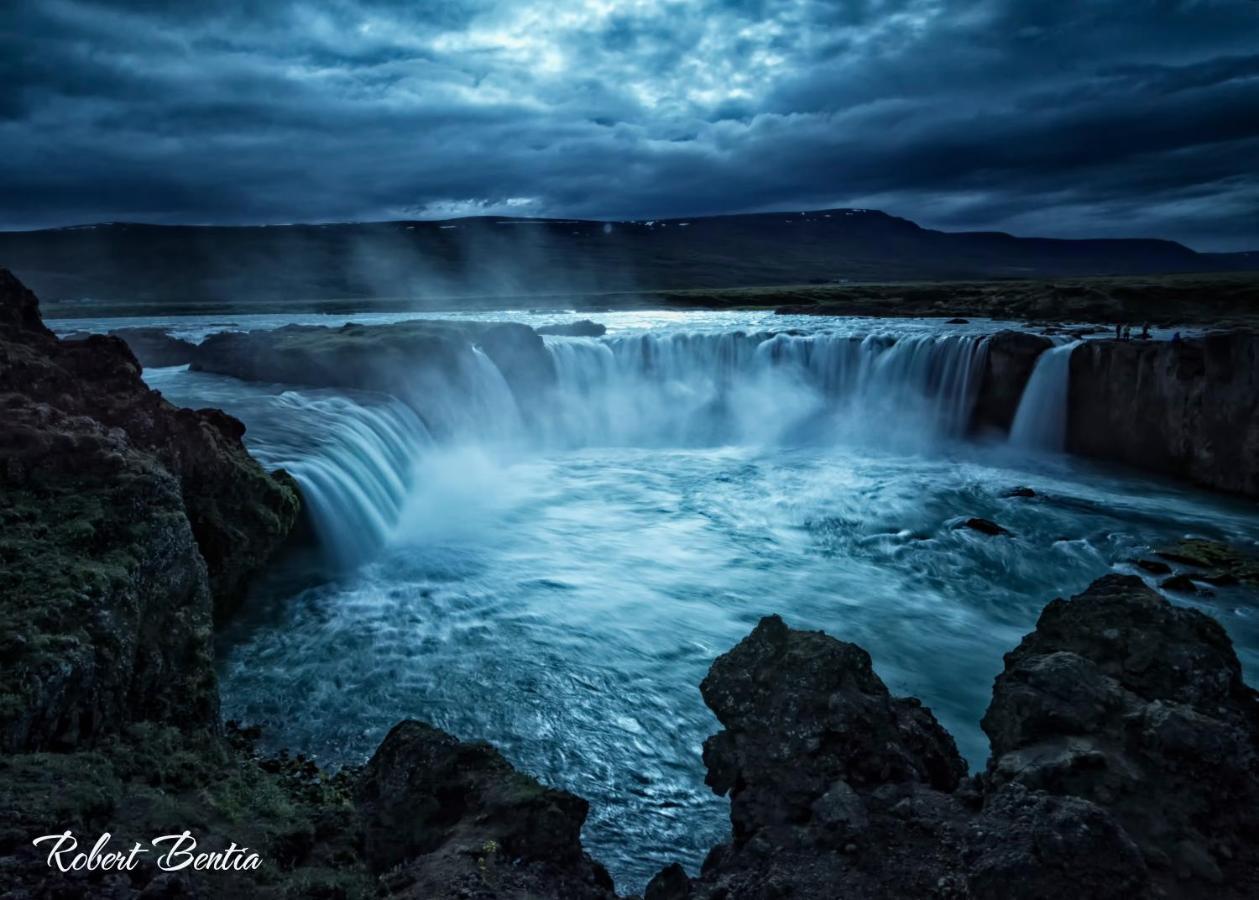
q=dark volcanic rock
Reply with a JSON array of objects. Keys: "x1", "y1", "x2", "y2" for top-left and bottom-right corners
[
  {"x1": 1067, "y1": 333, "x2": 1259, "y2": 497},
  {"x1": 1004, "y1": 486, "x2": 1037, "y2": 498},
  {"x1": 537, "y1": 319, "x2": 608, "y2": 337},
  {"x1": 476, "y1": 321, "x2": 560, "y2": 413},
  {"x1": 355, "y1": 720, "x2": 616, "y2": 899},
  {"x1": 108, "y1": 326, "x2": 199, "y2": 367},
  {"x1": 666, "y1": 605, "x2": 1154, "y2": 899},
  {"x1": 0, "y1": 269, "x2": 299, "y2": 750},
  {"x1": 1135, "y1": 557, "x2": 1172, "y2": 575},
  {"x1": 971, "y1": 330, "x2": 1052, "y2": 432},
  {"x1": 1156, "y1": 538, "x2": 1259, "y2": 586},
  {"x1": 1161, "y1": 573, "x2": 1210, "y2": 594},
  {"x1": 960, "y1": 517, "x2": 1011, "y2": 536},
  {"x1": 983, "y1": 574, "x2": 1259, "y2": 895},
  {"x1": 701, "y1": 614, "x2": 967, "y2": 832},
  {"x1": 192, "y1": 319, "x2": 557, "y2": 428}
]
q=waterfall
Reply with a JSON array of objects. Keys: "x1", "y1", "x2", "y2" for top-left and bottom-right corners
[
  {"x1": 401, "y1": 345, "x2": 526, "y2": 443},
  {"x1": 540, "y1": 331, "x2": 989, "y2": 447},
  {"x1": 1009, "y1": 341, "x2": 1079, "y2": 452},
  {"x1": 245, "y1": 392, "x2": 434, "y2": 567}
]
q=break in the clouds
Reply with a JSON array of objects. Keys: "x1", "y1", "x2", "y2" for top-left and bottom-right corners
[{"x1": 1, "y1": 0, "x2": 1257, "y2": 249}]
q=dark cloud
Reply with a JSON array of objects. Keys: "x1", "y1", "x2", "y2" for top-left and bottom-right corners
[{"x1": 1, "y1": 0, "x2": 1257, "y2": 249}]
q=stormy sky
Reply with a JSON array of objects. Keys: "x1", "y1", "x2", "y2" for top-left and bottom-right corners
[{"x1": 2, "y1": 1, "x2": 1257, "y2": 250}]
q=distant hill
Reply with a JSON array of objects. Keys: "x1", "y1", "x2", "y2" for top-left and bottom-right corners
[{"x1": 0, "y1": 209, "x2": 1251, "y2": 312}]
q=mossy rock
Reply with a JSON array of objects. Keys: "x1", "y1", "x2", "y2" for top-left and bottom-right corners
[{"x1": 1156, "y1": 539, "x2": 1259, "y2": 587}]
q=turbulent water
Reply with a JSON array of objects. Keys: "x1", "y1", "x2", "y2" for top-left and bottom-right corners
[{"x1": 61, "y1": 310, "x2": 1259, "y2": 893}]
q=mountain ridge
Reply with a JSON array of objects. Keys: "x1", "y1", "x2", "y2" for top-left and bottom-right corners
[{"x1": 1, "y1": 207, "x2": 1251, "y2": 309}]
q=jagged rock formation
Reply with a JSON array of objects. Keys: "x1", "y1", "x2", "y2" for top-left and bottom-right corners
[
  {"x1": 355, "y1": 721, "x2": 617, "y2": 899},
  {"x1": 0, "y1": 271, "x2": 611, "y2": 900},
  {"x1": 0, "y1": 267, "x2": 299, "y2": 748},
  {"x1": 983, "y1": 574, "x2": 1259, "y2": 888},
  {"x1": 653, "y1": 575, "x2": 1259, "y2": 899},
  {"x1": 1067, "y1": 332, "x2": 1259, "y2": 496}
]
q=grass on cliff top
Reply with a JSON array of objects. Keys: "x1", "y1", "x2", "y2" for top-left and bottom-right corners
[{"x1": 0, "y1": 723, "x2": 371, "y2": 899}]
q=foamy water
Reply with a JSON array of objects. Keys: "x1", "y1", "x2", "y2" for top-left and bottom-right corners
[{"x1": 109, "y1": 311, "x2": 1258, "y2": 893}]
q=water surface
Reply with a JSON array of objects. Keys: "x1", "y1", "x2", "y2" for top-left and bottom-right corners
[{"x1": 91, "y1": 310, "x2": 1259, "y2": 893}]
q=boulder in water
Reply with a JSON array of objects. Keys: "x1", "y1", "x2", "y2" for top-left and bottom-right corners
[
  {"x1": 960, "y1": 517, "x2": 1011, "y2": 536},
  {"x1": 1160, "y1": 573, "x2": 1211, "y2": 595},
  {"x1": 1004, "y1": 486, "x2": 1037, "y2": 498}
]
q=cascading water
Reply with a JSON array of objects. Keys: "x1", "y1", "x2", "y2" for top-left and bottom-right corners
[
  {"x1": 540, "y1": 331, "x2": 989, "y2": 448},
  {"x1": 1009, "y1": 341, "x2": 1079, "y2": 452},
  {"x1": 142, "y1": 367, "x2": 432, "y2": 567},
  {"x1": 117, "y1": 313, "x2": 1259, "y2": 896},
  {"x1": 258, "y1": 393, "x2": 433, "y2": 567}
]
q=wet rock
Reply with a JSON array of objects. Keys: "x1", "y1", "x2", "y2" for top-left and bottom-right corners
[
  {"x1": 1134, "y1": 558, "x2": 1172, "y2": 575},
  {"x1": 1156, "y1": 539, "x2": 1259, "y2": 586},
  {"x1": 971, "y1": 330, "x2": 1053, "y2": 432},
  {"x1": 960, "y1": 517, "x2": 1011, "y2": 536},
  {"x1": 1067, "y1": 333, "x2": 1259, "y2": 497},
  {"x1": 945, "y1": 317, "x2": 970, "y2": 324},
  {"x1": 1004, "y1": 486, "x2": 1037, "y2": 498},
  {"x1": 1161, "y1": 573, "x2": 1211, "y2": 595},
  {"x1": 355, "y1": 720, "x2": 616, "y2": 899},
  {"x1": 537, "y1": 319, "x2": 608, "y2": 337}
]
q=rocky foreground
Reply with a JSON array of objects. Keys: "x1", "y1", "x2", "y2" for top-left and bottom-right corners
[{"x1": 3, "y1": 267, "x2": 1259, "y2": 898}]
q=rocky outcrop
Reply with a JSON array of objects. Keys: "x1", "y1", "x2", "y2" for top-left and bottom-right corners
[
  {"x1": 355, "y1": 720, "x2": 617, "y2": 899},
  {"x1": 1067, "y1": 332, "x2": 1259, "y2": 497},
  {"x1": 106, "y1": 326, "x2": 199, "y2": 367},
  {"x1": 971, "y1": 330, "x2": 1052, "y2": 432},
  {"x1": 983, "y1": 574, "x2": 1259, "y2": 888},
  {"x1": 0, "y1": 269, "x2": 300, "y2": 750},
  {"x1": 191, "y1": 319, "x2": 557, "y2": 427},
  {"x1": 655, "y1": 575, "x2": 1259, "y2": 899}
]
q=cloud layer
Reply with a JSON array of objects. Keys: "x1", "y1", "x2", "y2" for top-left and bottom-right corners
[{"x1": 2, "y1": 0, "x2": 1257, "y2": 249}]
